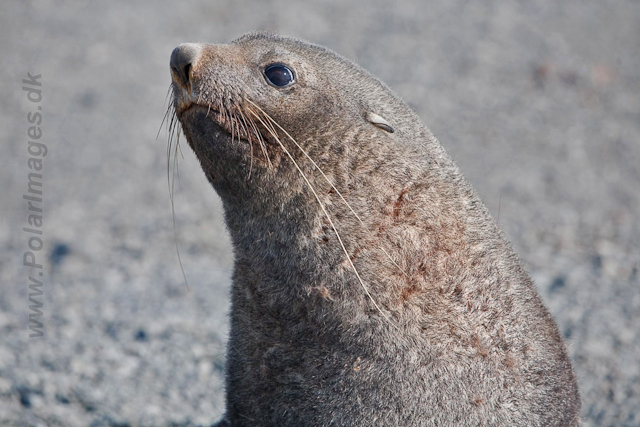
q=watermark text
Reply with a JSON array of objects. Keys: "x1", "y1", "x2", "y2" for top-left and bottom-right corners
[{"x1": 22, "y1": 72, "x2": 45, "y2": 338}]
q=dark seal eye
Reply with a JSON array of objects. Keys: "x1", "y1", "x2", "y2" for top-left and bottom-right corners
[{"x1": 264, "y1": 64, "x2": 295, "y2": 87}]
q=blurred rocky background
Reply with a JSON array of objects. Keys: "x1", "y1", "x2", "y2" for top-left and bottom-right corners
[{"x1": 1, "y1": 0, "x2": 638, "y2": 425}]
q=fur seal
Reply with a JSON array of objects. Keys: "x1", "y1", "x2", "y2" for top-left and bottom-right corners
[{"x1": 169, "y1": 32, "x2": 580, "y2": 426}]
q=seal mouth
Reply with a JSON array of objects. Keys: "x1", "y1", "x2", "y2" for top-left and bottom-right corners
[
  {"x1": 173, "y1": 93, "x2": 228, "y2": 133},
  {"x1": 178, "y1": 102, "x2": 220, "y2": 119},
  {"x1": 174, "y1": 96, "x2": 220, "y2": 117},
  {"x1": 171, "y1": 83, "x2": 223, "y2": 122}
]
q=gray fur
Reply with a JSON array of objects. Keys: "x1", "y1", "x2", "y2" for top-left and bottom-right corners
[{"x1": 170, "y1": 32, "x2": 580, "y2": 426}]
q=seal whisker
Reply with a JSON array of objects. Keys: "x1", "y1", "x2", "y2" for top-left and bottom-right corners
[
  {"x1": 245, "y1": 99, "x2": 411, "y2": 280},
  {"x1": 224, "y1": 102, "x2": 232, "y2": 129},
  {"x1": 237, "y1": 108, "x2": 255, "y2": 179},
  {"x1": 246, "y1": 105, "x2": 395, "y2": 327},
  {"x1": 170, "y1": 127, "x2": 190, "y2": 291},
  {"x1": 157, "y1": 85, "x2": 175, "y2": 141},
  {"x1": 242, "y1": 107, "x2": 272, "y2": 167},
  {"x1": 246, "y1": 100, "x2": 364, "y2": 220},
  {"x1": 163, "y1": 88, "x2": 190, "y2": 291}
]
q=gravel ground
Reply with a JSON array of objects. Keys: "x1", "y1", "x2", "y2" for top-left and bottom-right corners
[{"x1": 1, "y1": 1, "x2": 638, "y2": 426}]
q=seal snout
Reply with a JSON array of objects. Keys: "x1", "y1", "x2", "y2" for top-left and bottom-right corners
[{"x1": 170, "y1": 43, "x2": 203, "y2": 86}]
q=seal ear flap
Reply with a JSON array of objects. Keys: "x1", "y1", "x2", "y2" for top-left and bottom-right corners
[{"x1": 365, "y1": 111, "x2": 395, "y2": 133}]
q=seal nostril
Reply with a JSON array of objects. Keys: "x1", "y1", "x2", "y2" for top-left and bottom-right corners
[
  {"x1": 170, "y1": 43, "x2": 202, "y2": 86},
  {"x1": 183, "y1": 63, "x2": 192, "y2": 83}
]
